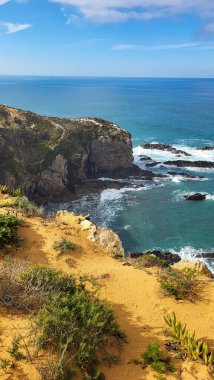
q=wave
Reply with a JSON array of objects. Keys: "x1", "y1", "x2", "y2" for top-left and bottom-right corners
[
  {"x1": 133, "y1": 143, "x2": 214, "y2": 164},
  {"x1": 171, "y1": 246, "x2": 214, "y2": 274}
]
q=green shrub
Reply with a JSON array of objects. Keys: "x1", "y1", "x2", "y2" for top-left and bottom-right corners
[
  {"x1": 134, "y1": 254, "x2": 169, "y2": 270},
  {"x1": 7, "y1": 335, "x2": 25, "y2": 361},
  {"x1": 0, "y1": 184, "x2": 22, "y2": 197},
  {"x1": 165, "y1": 313, "x2": 214, "y2": 366},
  {"x1": 142, "y1": 342, "x2": 176, "y2": 374},
  {"x1": 53, "y1": 239, "x2": 77, "y2": 254},
  {"x1": 34, "y1": 290, "x2": 125, "y2": 373},
  {"x1": 0, "y1": 214, "x2": 21, "y2": 248},
  {"x1": 159, "y1": 267, "x2": 199, "y2": 300},
  {"x1": 14, "y1": 197, "x2": 44, "y2": 217},
  {"x1": 21, "y1": 265, "x2": 77, "y2": 295}
]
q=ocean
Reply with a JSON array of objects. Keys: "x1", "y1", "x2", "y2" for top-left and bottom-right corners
[{"x1": 0, "y1": 76, "x2": 213, "y2": 271}]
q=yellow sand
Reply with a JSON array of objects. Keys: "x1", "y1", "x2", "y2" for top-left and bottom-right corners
[{"x1": 0, "y1": 195, "x2": 213, "y2": 380}]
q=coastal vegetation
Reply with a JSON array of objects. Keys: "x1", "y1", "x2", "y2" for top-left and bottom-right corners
[
  {"x1": 0, "y1": 191, "x2": 213, "y2": 379},
  {"x1": 53, "y1": 238, "x2": 77, "y2": 254},
  {"x1": 0, "y1": 214, "x2": 21, "y2": 249},
  {"x1": 165, "y1": 313, "x2": 214, "y2": 367},
  {"x1": 158, "y1": 267, "x2": 200, "y2": 301},
  {"x1": 0, "y1": 260, "x2": 125, "y2": 379}
]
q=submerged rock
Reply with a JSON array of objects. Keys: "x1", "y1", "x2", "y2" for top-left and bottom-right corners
[
  {"x1": 164, "y1": 160, "x2": 214, "y2": 168},
  {"x1": 184, "y1": 193, "x2": 206, "y2": 201},
  {"x1": 167, "y1": 171, "x2": 204, "y2": 180},
  {"x1": 196, "y1": 146, "x2": 214, "y2": 151},
  {"x1": 141, "y1": 143, "x2": 191, "y2": 157}
]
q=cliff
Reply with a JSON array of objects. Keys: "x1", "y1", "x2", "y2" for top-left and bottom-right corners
[{"x1": 0, "y1": 105, "x2": 139, "y2": 201}]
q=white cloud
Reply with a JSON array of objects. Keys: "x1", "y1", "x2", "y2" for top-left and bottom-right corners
[
  {"x1": 113, "y1": 42, "x2": 214, "y2": 50},
  {"x1": 50, "y1": 0, "x2": 214, "y2": 23},
  {"x1": 0, "y1": 0, "x2": 10, "y2": 4},
  {"x1": 3, "y1": 22, "x2": 32, "y2": 33}
]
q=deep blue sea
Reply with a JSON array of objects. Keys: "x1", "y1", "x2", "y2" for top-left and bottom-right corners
[{"x1": 0, "y1": 76, "x2": 213, "y2": 270}]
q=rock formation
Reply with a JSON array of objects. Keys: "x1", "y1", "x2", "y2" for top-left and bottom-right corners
[
  {"x1": 0, "y1": 105, "x2": 140, "y2": 202},
  {"x1": 184, "y1": 193, "x2": 206, "y2": 201}
]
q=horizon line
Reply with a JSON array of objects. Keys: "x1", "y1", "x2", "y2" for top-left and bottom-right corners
[{"x1": 0, "y1": 74, "x2": 214, "y2": 80}]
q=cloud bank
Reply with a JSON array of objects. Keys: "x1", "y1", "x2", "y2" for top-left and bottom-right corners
[{"x1": 50, "y1": 0, "x2": 214, "y2": 23}]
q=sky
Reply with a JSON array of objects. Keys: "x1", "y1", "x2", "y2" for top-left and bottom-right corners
[{"x1": 1, "y1": 0, "x2": 214, "y2": 77}]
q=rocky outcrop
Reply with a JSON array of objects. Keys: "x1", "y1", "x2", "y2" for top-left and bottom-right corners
[
  {"x1": 141, "y1": 143, "x2": 191, "y2": 157},
  {"x1": 173, "y1": 260, "x2": 213, "y2": 278},
  {"x1": 0, "y1": 105, "x2": 140, "y2": 202},
  {"x1": 164, "y1": 160, "x2": 214, "y2": 168},
  {"x1": 130, "y1": 250, "x2": 181, "y2": 265},
  {"x1": 184, "y1": 193, "x2": 206, "y2": 201},
  {"x1": 196, "y1": 146, "x2": 214, "y2": 151},
  {"x1": 88, "y1": 226, "x2": 125, "y2": 257}
]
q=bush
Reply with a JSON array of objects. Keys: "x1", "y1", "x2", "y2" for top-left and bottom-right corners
[
  {"x1": 159, "y1": 267, "x2": 199, "y2": 300},
  {"x1": 0, "y1": 214, "x2": 21, "y2": 248},
  {"x1": 34, "y1": 290, "x2": 125, "y2": 374},
  {"x1": 142, "y1": 342, "x2": 176, "y2": 374},
  {"x1": 21, "y1": 265, "x2": 77, "y2": 295},
  {"x1": 134, "y1": 254, "x2": 169, "y2": 270},
  {"x1": 0, "y1": 184, "x2": 22, "y2": 197},
  {"x1": 53, "y1": 239, "x2": 77, "y2": 254},
  {"x1": 14, "y1": 197, "x2": 44, "y2": 217}
]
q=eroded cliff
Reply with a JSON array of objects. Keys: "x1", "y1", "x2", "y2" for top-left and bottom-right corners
[{"x1": 0, "y1": 105, "x2": 139, "y2": 201}]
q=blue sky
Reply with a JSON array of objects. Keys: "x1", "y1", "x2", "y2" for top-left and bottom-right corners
[{"x1": 1, "y1": 0, "x2": 214, "y2": 77}]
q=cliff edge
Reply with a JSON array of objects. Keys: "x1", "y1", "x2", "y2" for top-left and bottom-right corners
[{"x1": 0, "y1": 105, "x2": 139, "y2": 201}]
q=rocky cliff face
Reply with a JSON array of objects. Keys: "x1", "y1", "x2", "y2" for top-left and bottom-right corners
[{"x1": 0, "y1": 105, "x2": 139, "y2": 201}]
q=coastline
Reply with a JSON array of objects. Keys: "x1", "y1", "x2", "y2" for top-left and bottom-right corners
[{"x1": 0, "y1": 194, "x2": 213, "y2": 379}]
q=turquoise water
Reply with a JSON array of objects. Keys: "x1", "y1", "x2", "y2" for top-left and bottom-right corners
[{"x1": 0, "y1": 76, "x2": 213, "y2": 269}]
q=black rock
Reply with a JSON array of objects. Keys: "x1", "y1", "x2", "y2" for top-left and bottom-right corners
[
  {"x1": 196, "y1": 146, "x2": 214, "y2": 151},
  {"x1": 195, "y1": 252, "x2": 214, "y2": 259},
  {"x1": 167, "y1": 171, "x2": 205, "y2": 179},
  {"x1": 141, "y1": 143, "x2": 191, "y2": 157},
  {"x1": 164, "y1": 160, "x2": 214, "y2": 169},
  {"x1": 184, "y1": 193, "x2": 206, "y2": 201}
]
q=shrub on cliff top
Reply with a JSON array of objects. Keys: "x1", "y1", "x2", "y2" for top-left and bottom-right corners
[
  {"x1": 0, "y1": 214, "x2": 21, "y2": 248},
  {"x1": 0, "y1": 184, "x2": 22, "y2": 197},
  {"x1": 134, "y1": 254, "x2": 169, "y2": 270},
  {"x1": 14, "y1": 196, "x2": 44, "y2": 217},
  {"x1": 34, "y1": 290, "x2": 125, "y2": 375},
  {"x1": 159, "y1": 267, "x2": 199, "y2": 300},
  {"x1": 53, "y1": 239, "x2": 77, "y2": 254}
]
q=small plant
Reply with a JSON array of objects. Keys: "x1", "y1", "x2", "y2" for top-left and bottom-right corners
[
  {"x1": 159, "y1": 267, "x2": 199, "y2": 300},
  {"x1": 0, "y1": 184, "x2": 22, "y2": 197},
  {"x1": 0, "y1": 214, "x2": 21, "y2": 248},
  {"x1": 142, "y1": 342, "x2": 176, "y2": 374},
  {"x1": 164, "y1": 313, "x2": 214, "y2": 367},
  {"x1": 14, "y1": 196, "x2": 44, "y2": 217},
  {"x1": 7, "y1": 335, "x2": 25, "y2": 361},
  {"x1": 0, "y1": 358, "x2": 11, "y2": 373},
  {"x1": 134, "y1": 254, "x2": 169, "y2": 270},
  {"x1": 53, "y1": 238, "x2": 77, "y2": 254}
]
